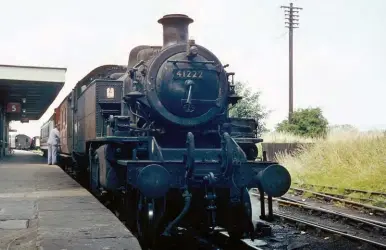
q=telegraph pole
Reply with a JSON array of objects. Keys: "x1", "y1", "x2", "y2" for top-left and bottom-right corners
[{"x1": 281, "y1": 3, "x2": 302, "y2": 122}]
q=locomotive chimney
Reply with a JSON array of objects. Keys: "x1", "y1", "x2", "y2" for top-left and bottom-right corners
[{"x1": 158, "y1": 14, "x2": 193, "y2": 48}]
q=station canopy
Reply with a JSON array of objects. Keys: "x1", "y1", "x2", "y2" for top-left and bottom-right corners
[{"x1": 0, "y1": 64, "x2": 66, "y2": 122}]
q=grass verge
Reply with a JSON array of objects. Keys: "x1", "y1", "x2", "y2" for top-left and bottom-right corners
[{"x1": 273, "y1": 130, "x2": 386, "y2": 194}]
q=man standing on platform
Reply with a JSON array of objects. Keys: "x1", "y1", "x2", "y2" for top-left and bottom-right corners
[{"x1": 47, "y1": 124, "x2": 60, "y2": 165}]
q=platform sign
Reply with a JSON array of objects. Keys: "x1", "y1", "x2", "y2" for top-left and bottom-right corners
[{"x1": 6, "y1": 102, "x2": 21, "y2": 113}]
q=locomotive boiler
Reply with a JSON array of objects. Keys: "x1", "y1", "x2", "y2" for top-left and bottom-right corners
[{"x1": 44, "y1": 14, "x2": 291, "y2": 249}]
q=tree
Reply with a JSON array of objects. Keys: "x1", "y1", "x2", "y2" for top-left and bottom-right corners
[
  {"x1": 228, "y1": 81, "x2": 269, "y2": 135},
  {"x1": 276, "y1": 107, "x2": 328, "y2": 138}
]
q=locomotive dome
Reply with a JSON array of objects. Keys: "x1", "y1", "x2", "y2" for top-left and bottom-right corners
[{"x1": 145, "y1": 14, "x2": 229, "y2": 127}]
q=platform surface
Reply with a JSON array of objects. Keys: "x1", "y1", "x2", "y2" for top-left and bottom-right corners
[{"x1": 0, "y1": 150, "x2": 141, "y2": 250}]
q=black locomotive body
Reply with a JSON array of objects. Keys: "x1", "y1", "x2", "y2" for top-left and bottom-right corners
[{"x1": 49, "y1": 14, "x2": 291, "y2": 249}]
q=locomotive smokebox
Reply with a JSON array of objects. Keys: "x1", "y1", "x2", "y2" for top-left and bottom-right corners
[{"x1": 158, "y1": 14, "x2": 194, "y2": 48}]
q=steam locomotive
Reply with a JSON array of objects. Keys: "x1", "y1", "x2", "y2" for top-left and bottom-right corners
[{"x1": 41, "y1": 14, "x2": 291, "y2": 249}]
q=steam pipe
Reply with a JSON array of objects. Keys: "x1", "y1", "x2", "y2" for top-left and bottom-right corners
[{"x1": 162, "y1": 189, "x2": 192, "y2": 236}]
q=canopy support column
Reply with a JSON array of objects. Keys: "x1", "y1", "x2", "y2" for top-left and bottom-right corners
[{"x1": 0, "y1": 105, "x2": 4, "y2": 158}]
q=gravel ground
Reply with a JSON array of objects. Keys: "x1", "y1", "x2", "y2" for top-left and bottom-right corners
[
  {"x1": 247, "y1": 224, "x2": 378, "y2": 250},
  {"x1": 277, "y1": 204, "x2": 385, "y2": 245},
  {"x1": 249, "y1": 194, "x2": 383, "y2": 250}
]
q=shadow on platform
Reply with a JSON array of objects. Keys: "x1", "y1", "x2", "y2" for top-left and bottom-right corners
[
  {"x1": 0, "y1": 149, "x2": 141, "y2": 249},
  {"x1": 0, "y1": 150, "x2": 46, "y2": 165}
]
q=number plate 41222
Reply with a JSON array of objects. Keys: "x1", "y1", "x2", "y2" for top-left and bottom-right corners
[{"x1": 174, "y1": 70, "x2": 204, "y2": 79}]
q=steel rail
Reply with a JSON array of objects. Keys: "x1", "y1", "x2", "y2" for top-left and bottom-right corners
[
  {"x1": 250, "y1": 191, "x2": 386, "y2": 229},
  {"x1": 290, "y1": 187, "x2": 386, "y2": 216},
  {"x1": 293, "y1": 183, "x2": 386, "y2": 198},
  {"x1": 274, "y1": 211, "x2": 386, "y2": 249},
  {"x1": 314, "y1": 190, "x2": 386, "y2": 207},
  {"x1": 278, "y1": 196, "x2": 386, "y2": 229},
  {"x1": 250, "y1": 192, "x2": 386, "y2": 247}
]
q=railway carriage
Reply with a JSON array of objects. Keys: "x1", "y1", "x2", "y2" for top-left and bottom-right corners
[
  {"x1": 40, "y1": 114, "x2": 55, "y2": 157},
  {"x1": 55, "y1": 91, "x2": 74, "y2": 167},
  {"x1": 30, "y1": 136, "x2": 41, "y2": 150},
  {"x1": 13, "y1": 134, "x2": 32, "y2": 150},
  {"x1": 41, "y1": 14, "x2": 291, "y2": 249}
]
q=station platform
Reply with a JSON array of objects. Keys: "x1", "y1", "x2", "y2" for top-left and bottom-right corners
[{"x1": 0, "y1": 150, "x2": 141, "y2": 250}]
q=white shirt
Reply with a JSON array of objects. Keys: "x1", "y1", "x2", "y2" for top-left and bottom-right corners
[{"x1": 47, "y1": 128, "x2": 60, "y2": 146}]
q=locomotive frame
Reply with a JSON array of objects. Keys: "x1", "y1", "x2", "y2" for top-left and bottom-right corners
[{"x1": 41, "y1": 14, "x2": 291, "y2": 249}]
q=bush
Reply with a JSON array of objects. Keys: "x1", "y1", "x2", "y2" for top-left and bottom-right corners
[{"x1": 276, "y1": 107, "x2": 328, "y2": 138}]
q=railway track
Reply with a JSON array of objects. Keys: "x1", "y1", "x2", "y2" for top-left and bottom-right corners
[
  {"x1": 274, "y1": 211, "x2": 386, "y2": 249},
  {"x1": 290, "y1": 187, "x2": 386, "y2": 215},
  {"x1": 293, "y1": 183, "x2": 386, "y2": 200},
  {"x1": 314, "y1": 190, "x2": 385, "y2": 207},
  {"x1": 252, "y1": 185, "x2": 386, "y2": 217},
  {"x1": 278, "y1": 196, "x2": 386, "y2": 230},
  {"x1": 250, "y1": 191, "x2": 386, "y2": 249}
]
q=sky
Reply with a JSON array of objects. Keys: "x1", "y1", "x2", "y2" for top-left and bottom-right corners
[{"x1": 2, "y1": 0, "x2": 385, "y2": 137}]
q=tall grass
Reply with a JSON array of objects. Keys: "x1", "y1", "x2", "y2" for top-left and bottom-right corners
[{"x1": 264, "y1": 130, "x2": 386, "y2": 192}]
